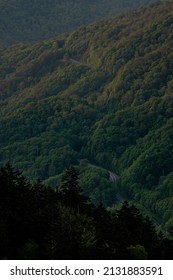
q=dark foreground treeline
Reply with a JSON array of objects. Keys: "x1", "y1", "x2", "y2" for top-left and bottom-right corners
[{"x1": 0, "y1": 163, "x2": 172, "y2": 260}]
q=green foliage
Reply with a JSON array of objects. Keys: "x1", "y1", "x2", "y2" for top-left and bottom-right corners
[
  {"x1": 1, "y1": 1, "x2": 173, "y2": 229},
  {"x1": 79, "y1": 165, "x2": 116, "y2": 207},
  {"x1": 0, "y1": 163, "x2": 172, "y2": 259},
  {"x1": 127, "y1": 245, "x2": 148, "y2": 260},
  {"x1": 0, "y1": 0, "x2": 158, "y2": 46},
  {"x1": 59, "y1": 166, "x2": 89, "y2": 212}
]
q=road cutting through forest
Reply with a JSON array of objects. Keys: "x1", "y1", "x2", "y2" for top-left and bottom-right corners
[{"x1": 84, "y1": 160, "x2": 125, "y2": 204}]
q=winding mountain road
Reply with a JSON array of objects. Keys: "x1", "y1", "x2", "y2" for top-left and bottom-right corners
[
  {"x1": 81, "y1": 161, "x2": 161, "y2": 225},
  {"x1": 61, "y1": 57, "x2": 90, "y2": 68},
  {"x1": 109, "y1": 171, "x2": 118, "y2": 185},
  {"x1": 69, "y1": 59, "x2": 83, "y2": 65},
  {"x1": 108, "y1": 171, "x2": 125, "y2": 203},
  {"x1": 83, "y1": 160, "x2": 125, "y2": 204}
]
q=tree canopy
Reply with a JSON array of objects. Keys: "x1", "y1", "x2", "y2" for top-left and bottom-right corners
[
  {"x1": 0, "y1": 163, "x2": 172, "y2": 260},
  {"x1": 0, "y1": 0, "x2": 158, "y2": 46},
  {"x1": 1, "y1": 1, "x2": 173, "y2": 230}
]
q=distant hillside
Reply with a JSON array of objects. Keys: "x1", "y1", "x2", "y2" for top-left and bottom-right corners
[
  {"x1": 0, "y1": 0, "x2": 158, "y2": 46},
  {"x1": 1, "y1": 1, "x2": 173, "y2": 231}
]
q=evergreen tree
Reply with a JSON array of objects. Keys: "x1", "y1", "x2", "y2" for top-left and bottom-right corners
[{"x1": 59, "y1": 166, "x2": 89, "y2": 212}]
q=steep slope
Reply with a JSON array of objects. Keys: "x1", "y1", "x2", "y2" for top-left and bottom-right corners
[
  {"x1": 1, "y1": 1, "x2": 173, "y2": 230},
  {"x1": 0, "y1": 0, "x2": 158, "y2": 46}
]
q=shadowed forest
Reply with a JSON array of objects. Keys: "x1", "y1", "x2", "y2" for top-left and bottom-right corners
[{"x1": 0, "y1": 163, "x2": 173, "y2": 260}]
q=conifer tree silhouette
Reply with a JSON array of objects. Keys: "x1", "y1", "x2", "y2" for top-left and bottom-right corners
[{"x1": 60, "y1": 166, "x2": 88, "y2": 212}]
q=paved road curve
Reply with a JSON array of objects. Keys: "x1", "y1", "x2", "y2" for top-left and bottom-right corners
[
  {"x1": 84, "y1": 160, "x2": 125, "y2": 203},
  {"x1": 108, "y1": 171, "x2": 125, "y2": 203}
]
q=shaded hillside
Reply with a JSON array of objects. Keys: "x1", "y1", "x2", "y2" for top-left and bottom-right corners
[
  {"x1": 1, "y1": 1, "x2": 173, "y2": 230},
  {"x1": 0, "y1": 0, "x2": 158, "y2": 46},
  {"x1": 1, "y1": 163, "x2": 172, "y2": 260}
]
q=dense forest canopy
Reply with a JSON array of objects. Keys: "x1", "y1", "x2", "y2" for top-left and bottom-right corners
[
  {"x1": 0, "y1": 163, "x2": 172, "y2": 260},
  {"x1": 1, "y1": 1, "x2": 173, "y2": 232},
  {"x1": 0, "y1": 0, "x2": 160, "y2": 46}
]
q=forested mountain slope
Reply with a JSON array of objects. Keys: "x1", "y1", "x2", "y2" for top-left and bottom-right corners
[
  {"x1": 1, "y1": 1, "x2": 173, "y2": 231},
  {"x1": 1, "y1": 164, "x2": 172, "y2": 260},
  {"x1": 0, "y1": 0, "x2": 158, "y2": 46}
]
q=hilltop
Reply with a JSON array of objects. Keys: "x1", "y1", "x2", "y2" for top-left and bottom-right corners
[{"x1": 0, "y1": 0, "x2": 158, "y2": 46}]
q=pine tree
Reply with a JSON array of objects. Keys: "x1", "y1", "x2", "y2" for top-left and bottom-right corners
[{"x1": 59, "y1": 166, "x2": 89, "y2": 212}]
